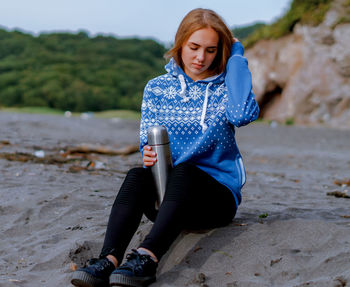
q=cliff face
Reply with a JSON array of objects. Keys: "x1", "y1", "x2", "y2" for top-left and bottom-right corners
[{"x1": 246, "y1": 0, "x2": 350, "y2": 128}]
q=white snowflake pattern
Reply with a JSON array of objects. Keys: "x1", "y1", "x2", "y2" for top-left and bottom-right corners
[
  {"x1": 214, "y1": 84, "x2": 225, "y2": 97},
  {"x1": 189, "y1": 86, "x2": 202, "y2": 100},
  {"x1": 164, "y1": 86, "x2": 177, "y2": 99}
]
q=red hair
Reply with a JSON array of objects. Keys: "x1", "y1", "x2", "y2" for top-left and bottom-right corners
[{"x1": 165, "y1": 8, "x2": 234, "y2": 75}]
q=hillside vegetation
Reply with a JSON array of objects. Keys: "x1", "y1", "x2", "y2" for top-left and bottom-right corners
[
  {"x1": 0, "y1": 30, "x2": 166, "y2": 112},
  {"x1": 232, "y1": 22, "x2": 266, "y2": 42},
  {"x1": 243, "y1": 0, "x2": 333, "y2": 48}
]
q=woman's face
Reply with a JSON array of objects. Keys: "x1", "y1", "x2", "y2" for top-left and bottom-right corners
[{"x1": 181, "y1": 27, "x2": 219, "y2": 81}]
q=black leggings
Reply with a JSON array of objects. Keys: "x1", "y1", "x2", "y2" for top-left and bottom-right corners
[{"x1": 100, "y1": 162, "x2": 237, "y2": 264}]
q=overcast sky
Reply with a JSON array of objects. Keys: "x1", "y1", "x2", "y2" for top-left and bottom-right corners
[{"x1": 0, "y1": 0, "x2": 292, "y2": 44}]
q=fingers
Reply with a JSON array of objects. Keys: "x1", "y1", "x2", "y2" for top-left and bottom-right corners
[
  {"x1": 143, "y1": 145, "x2": 155, "y2": 156},
  {"x1": 143, "y1": 145, "x2": 157, "y2": 167},
  {"x1": 144, "y1": 156, "x2": 157, "y2": 167}
]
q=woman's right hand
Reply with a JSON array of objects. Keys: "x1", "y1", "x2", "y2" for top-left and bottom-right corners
[{"x1": 143, "y1": 145, "x2": 157, "y2": 167}]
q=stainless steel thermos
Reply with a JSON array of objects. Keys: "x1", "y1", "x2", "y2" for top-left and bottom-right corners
[{"x1": 147, "y1": 125, "x2": 173, "y2": 209}]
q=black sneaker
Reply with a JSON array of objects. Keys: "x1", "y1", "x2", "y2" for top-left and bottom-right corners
[
  {"x1": 109, "y1": 249, "x2": 158, "y2": 287},
  {"x1": 71, "y1": 257, "x2": 115, "y2": 287}
]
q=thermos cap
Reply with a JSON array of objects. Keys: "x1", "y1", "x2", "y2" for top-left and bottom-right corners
[{"x1": 148, "y1": 125, "x2": 170, "y2": 145}]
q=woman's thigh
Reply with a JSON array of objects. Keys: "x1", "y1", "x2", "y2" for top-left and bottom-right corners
[
  {"x1": 164, "y1": 162, "x2": 237, "y2": 229},
  {"x1": 115, "y1": 167, "x2": 158, "y2": 220}
]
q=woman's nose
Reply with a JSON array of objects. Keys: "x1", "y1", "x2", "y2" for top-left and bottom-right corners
[{"x1": 196, "y1": 50, "x2": 205, "y2": 62}]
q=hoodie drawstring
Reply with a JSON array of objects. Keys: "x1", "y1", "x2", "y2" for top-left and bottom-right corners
[
  {"x1": 200, "y1": 82, "x2": 212, "y2": 133},
  {"x1": 178, "y1": 75, "x2": 212, "y2": 133},
  {"x1": 179, "y1": 74, "x2": 190, "y2": 103}
]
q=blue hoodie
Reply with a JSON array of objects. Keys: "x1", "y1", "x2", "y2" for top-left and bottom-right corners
[{"x1": 140, "y1": 42, "x2": 259, "y2": 207}]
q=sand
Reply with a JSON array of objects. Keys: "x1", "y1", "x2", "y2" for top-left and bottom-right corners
[{"x1": 0, "y1": 111, "x2": 350, "y2": 287}]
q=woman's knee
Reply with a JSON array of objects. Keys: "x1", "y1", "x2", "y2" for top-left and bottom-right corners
[
  {"x1": 115, "y1": 167, "x2": 153, "y2": 205},
  {"x1": 126, "y1": 167, "x2": 148, "y2": 179}
]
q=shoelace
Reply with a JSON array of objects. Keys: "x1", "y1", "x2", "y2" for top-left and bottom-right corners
[
  {"x1": 88, "y1": 258, "x2": 113, "y2": 272},
  {"x1": 119, "y1": 249, "x2": 151, "y2": 273}
]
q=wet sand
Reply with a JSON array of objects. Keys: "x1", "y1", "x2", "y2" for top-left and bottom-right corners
[{"x1": 0, "y1": 111, "x2": 350, "y2": 287}]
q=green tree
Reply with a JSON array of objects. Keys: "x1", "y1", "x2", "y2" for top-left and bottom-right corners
[{"x1": 0, "y1": 28, "x2": 166, "y2": 111}]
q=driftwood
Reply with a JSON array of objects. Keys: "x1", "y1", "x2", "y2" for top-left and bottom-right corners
[
  {"x1": 0, "y1": 152, "x2": 72, "y2": 164},
  {"x1": 333, "y1": 179, "x2": 350, "y2": 186},
  {"x1": 0, "y1": 140, "x2": 11, "y2": 145},
  {"x1": 0, "y1": 144, "x2": 139, "y2": 174},
  {"x1": 63, "y1": 143, "x2": 139, "y2": 156},
  {"x1": 327, "y1": 191, "x2": 350, "y2": 198},
  {"x1": 0, "y1": 140, "x2": 11, "y2": 149}
]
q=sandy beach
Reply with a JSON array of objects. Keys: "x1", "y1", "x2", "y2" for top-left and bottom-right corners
[{"x1": 1, "y1": 111, "x2": 350, "y2": 287}]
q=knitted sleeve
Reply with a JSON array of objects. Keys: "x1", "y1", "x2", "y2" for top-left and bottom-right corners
[
  {"x1": 139, "y1": 81, "x2": 153, "y2": 156},
  {"x1": 224, "y1": 41, "x2": 260, "y2": 127}
]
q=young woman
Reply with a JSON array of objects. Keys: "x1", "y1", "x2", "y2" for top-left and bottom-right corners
[{"x1": 71, "y1": 8, "x2": 259, "y2": 287}]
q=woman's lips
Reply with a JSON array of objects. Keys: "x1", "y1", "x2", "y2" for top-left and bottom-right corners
[{"x1": 192, "y1": 63, "x2": 204, "y2": 69}]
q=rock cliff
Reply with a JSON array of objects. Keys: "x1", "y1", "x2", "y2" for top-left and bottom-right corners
[{"x1": 246, "y1": 0, "x2": 350, "y2": 128}]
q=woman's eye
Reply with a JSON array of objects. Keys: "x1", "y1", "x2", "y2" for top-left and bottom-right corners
[
  {"x1": 207, "y1": 49, "x2": 216, "y2": 54},
  {"x1": 190, "y1": 47, "x2": 198, "y2": 51}
]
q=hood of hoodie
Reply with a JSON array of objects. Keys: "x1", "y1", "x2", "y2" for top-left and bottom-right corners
[{"x1": 164, "y1": 58, "x2": 226, "y2": 132}]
